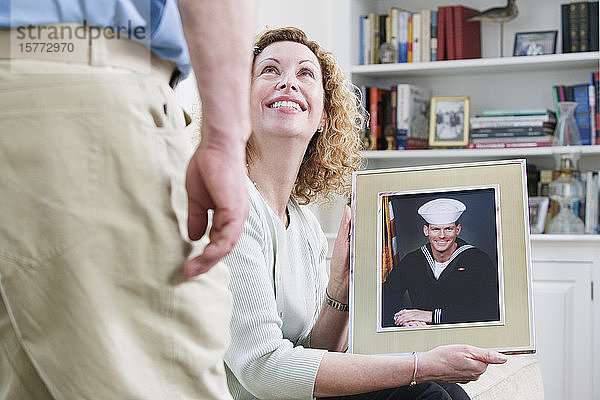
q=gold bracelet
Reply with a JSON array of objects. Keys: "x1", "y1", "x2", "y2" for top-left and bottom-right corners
[
  {"x1": 325, "y1": 289, "x2": 349, "y2": 312},
  {"x1": 410, "y1": 352, "x2": 418, "y2": 386}
]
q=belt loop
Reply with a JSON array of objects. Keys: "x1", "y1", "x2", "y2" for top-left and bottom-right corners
[{"x1": 89, "y1": 28, "x2": 108, "y2": 67}]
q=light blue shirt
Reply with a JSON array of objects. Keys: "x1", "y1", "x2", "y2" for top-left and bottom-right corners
[{"x1": 0, "y1": 0, "x2": 191, "y2": 77}]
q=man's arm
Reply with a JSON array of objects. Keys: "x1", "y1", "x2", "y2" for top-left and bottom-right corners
[{"x1": 178, "y1": 0, "x2": 257, "y2": 279}]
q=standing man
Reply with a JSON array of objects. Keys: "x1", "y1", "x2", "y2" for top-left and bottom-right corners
[
  {"x1": 382, "y1": 198, "x2": 500, "y2": 328},
  {"x1": 0, "y1": 0, "x2": 255, "y2": 398}
]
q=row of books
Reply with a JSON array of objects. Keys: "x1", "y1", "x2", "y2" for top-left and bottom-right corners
[
  {"x1": 361, "y1": 80, "x2": 600, "y2": 151},
  {"x1": 358, "y1": 5, "x2": 481, "y2": 65},
  {"x1": 552, "y1": 71, "x2": 600, "y2": 146},
  {"x1": 359, "y1": 84, "x2": 431, "y2": 150},
  {"x1": 466, "y1": 109, "x2": 557, "y2": 149},
  {"x1": 535, "y1": 166, "x2": 600, "y2": 234},
  {"x1": 561, "y1": 1, "x2": 599, "y2": 53}
]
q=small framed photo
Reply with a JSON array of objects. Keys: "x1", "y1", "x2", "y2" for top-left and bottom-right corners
[
  {"x1": 528, "y1": 196, "x2": 549, "y2": 234},
  {"x1": 513, "y1": 31, "x2": 558, "y2": 56},
  {"x1": 350, "y1": 159, "x2": 535, "y2": 355},
  {"x1": 429, "y1": 96, "x2": 470, "y2": 147}
]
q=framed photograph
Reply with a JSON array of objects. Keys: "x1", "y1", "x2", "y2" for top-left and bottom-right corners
[
  {"x1": 528, "y1": 196, "x2": 549, "y2": 234},
  {"x1": 513, "y1": 30, "x2": 558, "y2": 56},
  {"x1": 350, "y1": 159, "x2": 535, "y2": 355},
  {"x1": 429, "y1": 96, "x2": 470, "y2": 147}
]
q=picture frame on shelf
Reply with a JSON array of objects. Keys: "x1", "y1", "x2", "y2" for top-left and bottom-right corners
[
  {"x1": 528, "y1": 196, "x2": 550, "y2": 234},
  {"x1": 350, "y1": 160, "x2": 535, "y2": 356},
  {"x1": 429, "y1": 96, "x2": 470, "y2": 147},
  {"x1": 513, "y1": 30, "x2": 558, "y2": 56}
]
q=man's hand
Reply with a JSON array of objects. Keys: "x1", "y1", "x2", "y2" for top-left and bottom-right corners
[
  {"x1": 178, "y1": 0, "x2": 255, "y2": 279},
  {"x1": 394, "y1": 309, "x2": 433, "y2": 326},
  {"x1": 183, "y1": 142, "x2": 248, "y2": 279}
]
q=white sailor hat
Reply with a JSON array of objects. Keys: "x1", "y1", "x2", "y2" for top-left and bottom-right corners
[{"x1": 418, "y1": 198, "x2": 466, "y2": 225}]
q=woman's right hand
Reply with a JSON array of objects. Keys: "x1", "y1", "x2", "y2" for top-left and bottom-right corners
[{"x1": 417, "y1": 345, "x2": 508, "y2": 384}]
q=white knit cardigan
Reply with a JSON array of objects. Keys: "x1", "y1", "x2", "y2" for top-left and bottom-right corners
[{"x1": 222, "y1": 178, "x2": 329, "y2": 400}]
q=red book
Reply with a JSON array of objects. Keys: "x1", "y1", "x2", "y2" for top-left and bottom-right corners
[
  {"x1": 558, "y1": 85, "x2": 566, "y2": 102},
  {"x1": 369, "y1": 87, "x2": 391, "y2": 150},
  {"x1": 369, "y1": 87, "x2": 380, "y2": 147},
  {"x1": 445, "y1": 6, "x2": 456, "y2": 60},
  {"x1": 437, "y1": 6, "x2": 447, "y2": 60},
  {"x1": 453, "y1": 6, "x2": 482, "y2": 59},
  {"x1": 407, "y1": 137, "x2": 428, "y2": 149}
]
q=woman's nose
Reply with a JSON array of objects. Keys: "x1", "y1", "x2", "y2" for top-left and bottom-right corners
[{"x1": 277, "y1": 76, "x2": 298, "y2": 91}]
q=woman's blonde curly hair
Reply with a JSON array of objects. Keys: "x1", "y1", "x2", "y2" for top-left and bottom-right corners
[{"x1": 250, "y1": 27, "x2": 365, "y2": 205}]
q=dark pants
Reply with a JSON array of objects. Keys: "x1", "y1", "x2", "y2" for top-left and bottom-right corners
[{"x1": 319, "y1": 382, "x2": 470, "y2": 400}]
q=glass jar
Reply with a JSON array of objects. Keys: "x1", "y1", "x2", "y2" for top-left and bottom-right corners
[
  {"x1": 379, "y1": 42, "x2": 397, "y2": 64},
  {"x1": 547, "y1": 154, "x2": 584, "y2": 234}
]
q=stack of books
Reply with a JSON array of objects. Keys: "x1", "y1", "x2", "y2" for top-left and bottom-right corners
[{"x1": 467, "y1": 109, "x2": 557, "y2": 149}]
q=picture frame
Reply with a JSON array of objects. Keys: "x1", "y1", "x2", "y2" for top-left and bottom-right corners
[
  {"x1": 528, "y1": 196, "x2": 549, "y2": 234},
  {"x1": 349, "y1": 159, "x2": 535, "y2": 356},
  {"x1": 429, "y1": 96, "x2": 470, "y2": 147},
  {"x1": 513, "y1": 30, "x2": 558, "y2": 56}
]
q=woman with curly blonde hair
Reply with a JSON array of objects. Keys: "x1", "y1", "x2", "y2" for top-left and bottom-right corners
[{"x1": 221, "y1": 27, "x2": 506, "y2": 400}]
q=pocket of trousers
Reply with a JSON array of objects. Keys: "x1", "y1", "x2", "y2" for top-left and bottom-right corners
[{"x1": 0, "y1": 108, "x2": 102, "y2": 268}]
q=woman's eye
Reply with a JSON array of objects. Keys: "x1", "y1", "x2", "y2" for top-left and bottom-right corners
[
  {"x1": 299, "y1": 69, "x2": 314, "y2": 78},
  {"x1": 262, "y1": 66, "x2": 277, "y2": 74}
]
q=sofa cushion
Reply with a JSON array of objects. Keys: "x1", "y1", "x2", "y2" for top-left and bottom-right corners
[{"x1": 459, "y1": 356, "x2": 544, "y2": 400}]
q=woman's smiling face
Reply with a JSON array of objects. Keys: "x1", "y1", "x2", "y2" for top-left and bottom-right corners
[{"x1": 250, "y1": 41, "x2": 325, "y2": 141}]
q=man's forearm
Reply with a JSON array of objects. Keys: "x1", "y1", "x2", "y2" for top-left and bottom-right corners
[{"x1": 178, "y1": 0, "x2": 256, "y2": 149}]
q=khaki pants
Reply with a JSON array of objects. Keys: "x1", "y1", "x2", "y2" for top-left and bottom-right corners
[{"x1": 0, "y1": 60, "x2": 233, "y2": 399}]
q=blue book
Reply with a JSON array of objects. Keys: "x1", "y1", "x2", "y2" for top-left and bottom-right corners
[
  {"x1": 359, "y1": 15, "x2": 366, "y2": 65},
  {"x1": 430, "y1": 11, "x2": 438, "y2": 61},
  {"x1": 572, "y1": 83, "x2": 592, "y2": 145},
  {"x1": 398, "y1": 11, "x2": 410, "y2": 63}
]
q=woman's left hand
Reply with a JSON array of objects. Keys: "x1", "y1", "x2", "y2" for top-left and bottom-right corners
[{"x1": 327, "y1": 205, "x2": 351, "y2": 304}]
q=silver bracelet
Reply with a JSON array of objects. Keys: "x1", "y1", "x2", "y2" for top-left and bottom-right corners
[
  {"x1": 410, "y1": 352, "x2": 418, "y2": 386},
  {"x1": 325, "y1": 289, "x2": 349, "y2": 312}
]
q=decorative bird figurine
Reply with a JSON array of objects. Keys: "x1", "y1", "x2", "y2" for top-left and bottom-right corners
[{"x1": 467, "y1": 0, "x2": 519, "y2": 57}]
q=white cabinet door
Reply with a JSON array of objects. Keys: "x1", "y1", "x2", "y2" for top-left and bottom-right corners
[{"x1": 532, "y1": 261, "x2": 593, "y2": 400}]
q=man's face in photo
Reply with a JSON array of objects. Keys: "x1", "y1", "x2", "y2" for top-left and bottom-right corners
[{"x1": 423, "y1": 223, "x2": 461, "y2": 253}]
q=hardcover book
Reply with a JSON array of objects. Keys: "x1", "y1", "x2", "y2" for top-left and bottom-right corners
[
  {"x1": 431, "y1": 10, "x2": 438, "y2": 61},
  {"x1": 395, "y1": 84, "x2": 431, "y2": 149},
  {"x1": 453, "y1": 6, "x2": 482, "y2": 60},
  {"x1": 436, "y1": 6, "x2": 447, "y2": 61},
  {"x1": 561, "y1": 3, "x2": 572, "y2": 53},
  {"x1": 412, "y1": 12, "x2": 422, "y2": 62},
  {"x1": 398, "y1": 10, "x2": 410, "y2": 63},
  {"x1": 420, "y1": 9, "x2": 432, "y2": 62},
  {"x1": 445, "y1": 6, "x2": 456, "y2": 60}
]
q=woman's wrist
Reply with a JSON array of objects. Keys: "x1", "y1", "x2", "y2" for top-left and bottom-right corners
[
  {"x1": 325, "y1": 284, "x2": 348, "y2": 305},
  {"x1": 325, "y1": 288, "x2": 349, "y2": 312}
]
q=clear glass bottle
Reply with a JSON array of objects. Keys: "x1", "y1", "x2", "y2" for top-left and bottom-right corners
[
  {"x1": 547, "y1": 154, "x2": 584, "y2": 234},
  {"x1": 553, "y1": 102, "x2": 581, "y2": 146},
  {"x1": 379, "y1": 42, "x2": 397, "y2": 64}
]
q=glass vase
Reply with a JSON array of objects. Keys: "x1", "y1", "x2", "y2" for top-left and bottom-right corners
[{"x1": 553, "y1": 102, "x2": 581, "y2": 146}]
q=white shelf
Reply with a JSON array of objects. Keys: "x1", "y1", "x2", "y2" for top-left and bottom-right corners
[
  {"x1": 531, "y1": 234, "x2": 600, "y2": 242},
  {"x1": 351, "y1": 52, "x2": 600, "y2": 78},
  {"x1": 359, "y1": 145, "x2": 600, "y2": 171},
  {"x1": 361, "y1": 145, "x2": 600, "y2": 160}
]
